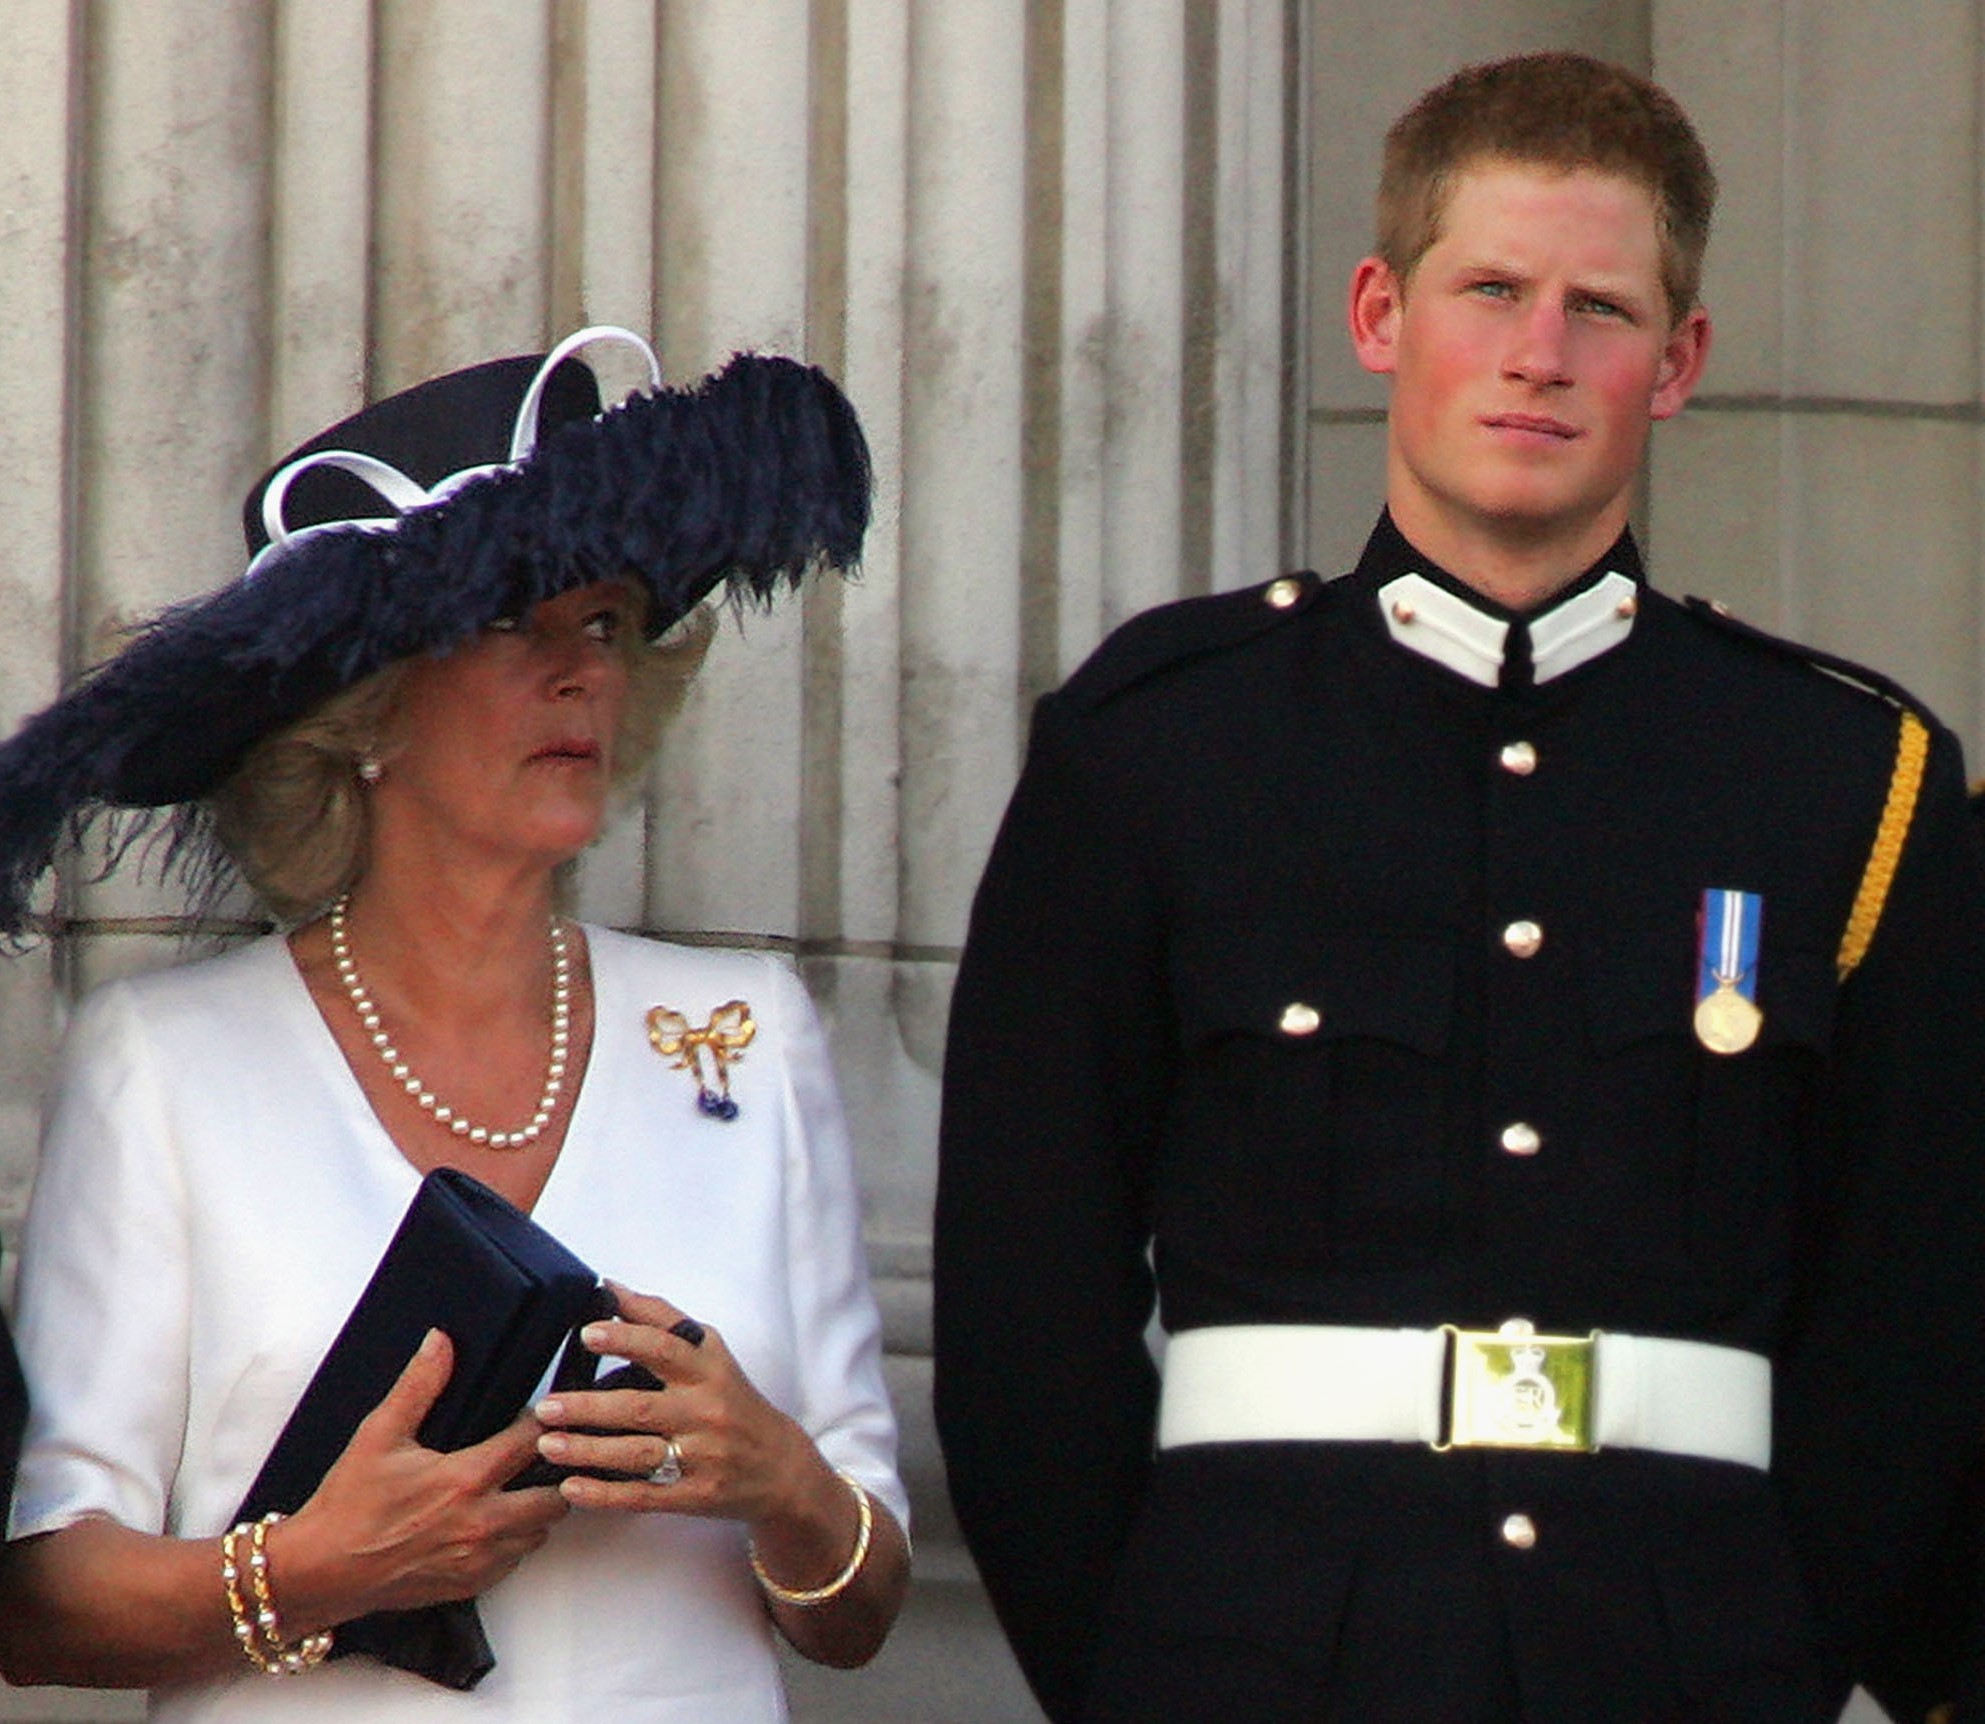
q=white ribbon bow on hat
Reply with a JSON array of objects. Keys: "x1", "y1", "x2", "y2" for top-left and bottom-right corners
[{"x1": 244, "y1": 325, "x2": 664, "y2": 583}]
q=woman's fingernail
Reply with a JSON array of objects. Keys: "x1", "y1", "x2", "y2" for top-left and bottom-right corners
[
  {"x1": 537, "y1": 1432, "x2": 570, "y2": 1458},
  {"x1": 581, "y1": 1323, "x2": 610, "y2": 1349},
  {"x1": 536, "y1": 1399, "x2": 564, "y2": 1423}
]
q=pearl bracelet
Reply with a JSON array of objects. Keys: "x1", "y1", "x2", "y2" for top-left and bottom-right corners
[
  {"x1": 749, "y1": 1472, "x2": 874, "y2": 1607},
  {"x1": 220, "y1": 1513, "x2": 334, "y2": 1676}
]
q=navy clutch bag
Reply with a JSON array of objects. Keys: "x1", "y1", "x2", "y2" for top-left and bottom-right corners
[{"x1": 236, "y1": 1167, "x2": 600, "y2": 1690}]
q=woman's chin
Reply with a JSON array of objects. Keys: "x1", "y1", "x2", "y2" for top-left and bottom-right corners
[
  {"x1": 479, "y1": 809, "x2": 609, "y2": 874},
  {"x1": 534, "y1": 787, "x2": 611, "y2": 844},
  {"x1": 539, "y1": 821, "x2": 607, "y2": 867}
]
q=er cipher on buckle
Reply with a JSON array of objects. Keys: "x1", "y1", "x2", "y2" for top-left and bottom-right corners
[{"x1": 1434, "y1": 1319, "x2": 1599, "y2": 1453}]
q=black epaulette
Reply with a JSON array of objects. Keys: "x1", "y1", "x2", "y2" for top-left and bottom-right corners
[
  {"x1": 1057, "y1": 571, "x2": 1330, "y2": 714},
  {"x1": 1684, "y1": 595, "x2": 1933, "y2": 719}
]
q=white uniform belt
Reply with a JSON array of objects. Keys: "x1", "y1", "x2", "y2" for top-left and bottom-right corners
[{"x1": 1158, "y1": 1324, "x2": 1771, "y2": 1471}]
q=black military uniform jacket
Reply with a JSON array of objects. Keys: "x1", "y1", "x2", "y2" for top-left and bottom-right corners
[{"x1": 934, "y1": 514, "x2": 1985, "y2": 1724}]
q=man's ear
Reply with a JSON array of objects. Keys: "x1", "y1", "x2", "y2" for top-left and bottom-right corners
[
  {"x1": 1348, "y1": 257, "x2": 1406, "y2": 377},
  {"x1": 1650, "y1": 305, "x2": 1712, "y2": 421}
]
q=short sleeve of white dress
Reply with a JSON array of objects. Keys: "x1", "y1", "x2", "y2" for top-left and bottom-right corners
[
  {"x1": 9, "y1": 941, "x2": 417, "y2": 1551},
  {"x1": 9, "y1": 979, "x2": 194, "y2": 1539},
  {"x1": 756, "y1": 955, "x2": 907, "y2": 1532}
]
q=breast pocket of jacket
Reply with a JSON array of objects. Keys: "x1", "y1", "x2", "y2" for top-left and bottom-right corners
[
  {"x1": 1163, "y1": 922, "x2": 1456, "y2": 1272},
  {"x1": 1581, "y1": 925, "x2": 1836, "y2": 1276}
]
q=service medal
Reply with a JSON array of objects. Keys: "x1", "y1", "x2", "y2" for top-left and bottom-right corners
[
  {"x1": 1693, "y1": 983, "x2": 1763, "y2": 1054},
  {"x1": 1694, "y1": 888, "x2": 1764, "y2": 1056}
]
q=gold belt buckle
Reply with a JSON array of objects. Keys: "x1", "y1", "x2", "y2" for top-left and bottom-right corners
[{"x1": 1436, "y1": 1319, "x2": 1599, "y2": 1453}]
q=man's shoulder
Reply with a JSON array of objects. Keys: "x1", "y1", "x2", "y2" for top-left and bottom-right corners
[
  {"x1": 1661, "y1": 590, "x2": 1940, "y2": 724},
  {"x1": 1054, "y1": 572, "x2": 1337, "y2": 717}
]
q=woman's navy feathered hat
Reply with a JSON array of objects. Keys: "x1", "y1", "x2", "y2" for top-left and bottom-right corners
[{"x1": 0, "y1": 326, "x2": 870, "y2": 935}]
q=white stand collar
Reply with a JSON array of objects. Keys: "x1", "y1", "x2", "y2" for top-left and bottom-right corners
[{"x1": 1378, "y1": 570, "x2": 1638, "y2": 688}]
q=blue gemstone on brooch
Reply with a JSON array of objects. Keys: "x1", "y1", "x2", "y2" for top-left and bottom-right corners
[{"x1": 698, "y1": 1089, "x2": 740, "y2": 1122}]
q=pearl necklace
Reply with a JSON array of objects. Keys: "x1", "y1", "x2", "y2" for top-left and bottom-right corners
[{"x1": 329, "y1": 895, "x2": 571, "y2": 1150}]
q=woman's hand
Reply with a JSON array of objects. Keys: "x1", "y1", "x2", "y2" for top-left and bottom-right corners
[
  {"x1": 532, "y1": 1283, "x2": 909, "y2": 1666},
  {"x1": 0, "y1": 1326, "x2": 568, "y2": 1691},
  {"x1": 272, "y1": 1327, "x2": 571, "y2": 1629},
  {"x1": 531, "y1": 1285, "x2": 824, "y2": 1526}
]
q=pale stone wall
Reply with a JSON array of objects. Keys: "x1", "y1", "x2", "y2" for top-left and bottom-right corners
[
  {"x1": 0, "y1": 4, "x2": 1968, "y2": 1721},
  {"x1": 0, "y1": 0, "x2": 1294, "y2": 1331}
]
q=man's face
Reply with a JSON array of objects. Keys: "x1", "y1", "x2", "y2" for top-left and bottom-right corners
[{"x1": 1350, "y1": 160, "x2": 1710, "y2": 578}]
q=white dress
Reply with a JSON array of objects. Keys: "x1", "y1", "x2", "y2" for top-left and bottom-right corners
[{"x1": 7, "y1": 928, "x2": 905, "y2": 1722}]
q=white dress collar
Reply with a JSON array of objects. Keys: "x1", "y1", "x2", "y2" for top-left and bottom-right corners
[{"x1": 1377, "y1": 570, "x2": 1639, "y2": 688}]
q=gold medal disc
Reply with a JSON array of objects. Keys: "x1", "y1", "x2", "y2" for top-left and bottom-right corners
[{"x1": 1694, "y1": 985, "x2": 1763, "y2": 1055}]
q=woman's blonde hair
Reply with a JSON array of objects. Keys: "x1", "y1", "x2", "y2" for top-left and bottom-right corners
[{"x1": 209, "y1": 605, "x2": 715, "y2": 921}]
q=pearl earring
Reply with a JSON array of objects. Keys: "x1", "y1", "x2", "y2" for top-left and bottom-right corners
[{"x1": 357, "y1": 757, "x2": 383, "y2": 784}]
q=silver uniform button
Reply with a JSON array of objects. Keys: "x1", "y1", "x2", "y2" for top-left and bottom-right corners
[
  {"x1": 1502, "y1": 920, "x2": 1543, "y2": 958},
  {"x1": 1265, "y1": 577, "x2": 1301, "y2": 610},
  {"x1": 1499, "y1": 740, "x2": 1537, "y2": 776},
  {"x1": 1500, "y1": 1122, "x2": 1542, "y2": 1157},
  {"x1": 1501, "y1": 1513, "x2": 1537, "y2": 1550},
  {"x1": 1278, "y1": 1002, "x2": 1321, "y2": 1037}
]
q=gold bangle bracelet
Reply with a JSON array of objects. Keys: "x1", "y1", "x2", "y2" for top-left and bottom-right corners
[
  {"x1": 749, "y1": 1472, "x2": 874, "y2": 1607},
  {"x1": 221, "y1": 1513, "x2": 334, "y2": 1676}
]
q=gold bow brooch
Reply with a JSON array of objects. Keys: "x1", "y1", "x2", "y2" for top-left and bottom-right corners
[{"x1": 647, "y1": 1001, "x2": 756, "y2": 1121}]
